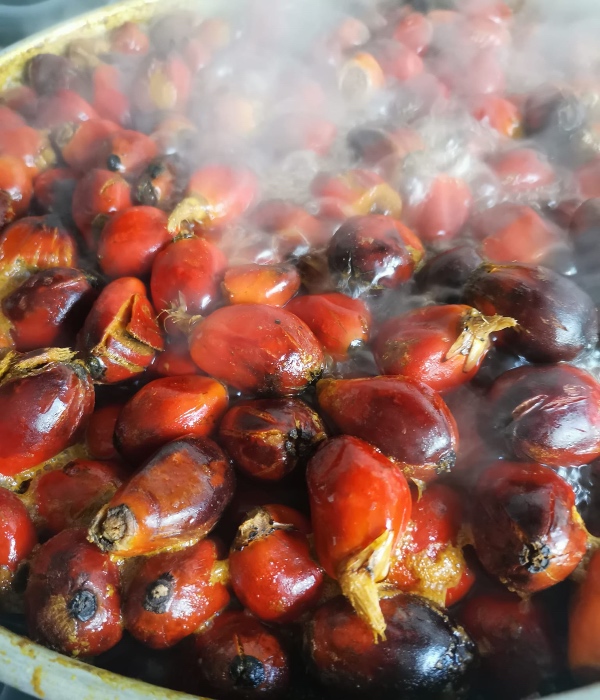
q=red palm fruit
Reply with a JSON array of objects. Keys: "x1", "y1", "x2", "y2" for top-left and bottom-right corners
[
  {"x1": 307, "y1": 435, "x2": 412, "y2": 639},
  {"x1": 312, "y1": 169, "x2": 402, "y2": 221},
  {"x1": 285, "y1": 293, "x2": 371, "y2": 361},
  {"x1": 485, "y1": 364, "x2": 600, "y2": 468},
  {"x1": 91, "y1": 64, "x2": 131, "y2": 127},
  {"x1": 150, "y1": 235, "x2": 228, "y2": 327},
  {"x1": 317, "y1": 376, "x2": 458, "y2": 482},
  {"x1": 0, "y1": 126, "x2": 55, "y2": 178},
  {"x1": 77, "y1": 276, "x2": 164, "y2": 384},
  {"x1": 0, "y1": 349, "x2": 94, "y2": 479},
  {"x1": 570, "y1": 550, "x2": 600, "y2": 682},
  {"x1": 488, "y1": 147, "x2": 555, "y2": 195},
  {"x1": 392, "y1": 11, "x2": 433, "y2": 55},
  {"x1": 150, "y1": 114, "x2": 198, "y2": 158},
  {"x1": 328, "y1": 214, "x2": 424, "y2": 295},
  {"x1": 229, "y1": 506, "x2": 324, "y2": 623},
  {"x1": 124, "y1": 538, "x2": 229, "y2": 649},
  {"x1": 472, "y1": 461, "x2": 588, "y2": 593},
  {"x1": 97, "y1": 206, "x2": 171, "y2": 278},
  {"x1": 470, "y1": 203, "x2": 566, "y2": 265},
  {"x1": 404, "y1": 175, "x2": 472, "y2": 243},
  {"x1": 134, "y1": 156, "x2": 187, "y2": 211},
  {"x1": 114, "y1": 375, "x2": 229, "y2": 464},
  {"x1": 464, "y1": 262, "x2": 598, "y2": 363},
  {"x1": 459, "y1": 590, "x2": 563, "y2": 699},
  {"x1": 0, "y1": 86, "x2": 38, "y2": 120},
  {"x1": 415, "y1": 244, "x2": 483, "y2": 304},
  {"x1": 0, "y1": 155, "x2": 33, "y2": 228},
  {"x1": 222, "y1": 264, "x2": 300, "y2": 306},
  {"x1": 0, "y1": 215, "x2": 76, "y2": 272},
  {"x1": 25, "y1": 528, "x2": 122, "y2": 657},
  {"x1": 191, "y1": 610, "x2": 291, "y2": 699},
  {"x1": 250, "y1": 200, "x2": 330, "y2": 258},
  {"x1": 369, "y1": 39, "x2": 425, "y2": 82},
  {"x1": 99, "y1": 129, "x2": 158, "y2": 179},
  {"x1": 25, "y1": 54, "x2": 80, "y2": 97},
  {"x1": 338, "y1": 52, "x2": 386, "y2": 106},
  {"x1": 218, "y1": 398, "x2": 327, "y2": 481},
  {"x1": 29, "y1": 459, "x2": 125, "y2": 535},
  {"x1": 470, "y1": 94, "x2": 522, "y2": 137},
  {"x1": 88, "y1": 436, "x2": 235, "y2": 557},
  {"x1": 33, "y1": 167, "x2": 76, "y2": 216},
  {"x1": 305, "y1": 594, "x2": 475, "y2": 697},
  {"x1": 169, "y1": 165, "x2": 258, "y2": 233},
  {"x1": 385, "y1": 484, "x2": 474, "y2": 607},
  {"x1": 0, "y1": 488, "x2": 36, "y2": 587},
  {"x1": 85, "y1": 404, "x2": 122, "y2": 461},
  {"x1": 71, "y1": 169, "x2": 132, "y2": 250},
  {"x1": 0, "y1": 106, "x2": 26, "y2": 130},
  {"x1": 373, "y1": 304, "x2": 516, "y2": 393},
  {"x1": 34, "y1": 89, "x2": 98, "y2": 130},
  {"x1": 189, "y1": 304, "x2": 324, "y2": 396},
  {"x1": 2, "y1": 267, "x2": 97, "y2": 352},
  {"x1": 151, "y1": 339, "x2": 199, "y2": 377},
  {"x1": 133, "y1": 55, "x2": 192, "y2": 113},
  {"x1": 53, "y1": 119, "x2": 119, "y2": 173},
  {"x1": 111, "y1": 21, "x2": 150, "y2": 55}
]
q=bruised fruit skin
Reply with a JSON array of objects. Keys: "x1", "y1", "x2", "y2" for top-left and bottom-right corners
[
  {"x1": 305, "y1": 593, "x2": 475, "y2": 698},
  {"x1": 25, "y1": 528, "x2": 122, "y2": 657},
  {"x1": 485, "y1": 364, "x2": 600, "y2": 467},
  {"x1": 189, "y1": 305, "x2": 324, "y2": 396},
  {"x1": 373, "y1": 304, "x2": 516, "y2": 393},
  {"x1": 307, "y1": 436, "x2": 412, "y2": 639},
  {"x1": 123, "y1": 538, "x2": 230, "y2": 649},
  {"x1": 471, "y1": 461, "x2": 588, "y2": 594},
  {"x1": 0, "y1": 488, "x2": 37, "y2": 587},
  {"x1": 191, "y1": 610, "x2": 290, "y2": 700},
  {"x1": 386, "y1": 484, "x2": 474, "y2": 607},
  {"x1": 327, "y1": 214, "x2": 424, "y2": 295},
  {"x1": 0, "y1": 349, "x2": 94, "y2": 479},
  {"x1": 77, "y1": 277, "x2": 164, "y2": 384},
  {"x1": 317, "y1": 375, "x2": 458, "y2": 482},
  {"x1": 229, "y1": 507, "x2": 324, "y2": 623},
  {"x1": 114, "y1": 375, "x2": 229, "y2": 464},
  {"x1": 88, "y1": 436, "x2": 235, "y2": 557},
  {"x1": 285, "y1": 293, "x2": 371, "y2": 361},
  {"x1": 464, "y1": 262, "x2": 598, "y2": 363},
  {"x1": 29, "y1": 459, "x2": 124, "y2": 535},
  {"x1": 569, "y1": 550, "x2": 600, "y2": 682},
  {"x1": 218, "y1": 398, "x2": 327, "y2": 481}
]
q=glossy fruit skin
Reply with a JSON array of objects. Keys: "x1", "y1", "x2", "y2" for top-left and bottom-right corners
[
  {"x1": 0, "y1": 351, "x2": 94, "y2": 478},
  {"x1": 327, "y1": 215, "x2": 424, "y2": 295},
  {"x1": 33, "y1": 167, "x2": 76, "y2": 219},
  {"x1": 386, "y1": 484, "x2": 474, "y2": 607},
  {"x1": 99, "y1": 129, "x2": 159, "y2": 179},
  {"x1": 55, "y1": 119, "x2": 119, "y2": 174},
  {"x1": 29, "y1": 459, "x2": 125, "y2": 535},
  {"x1": 150, "y1": 235, "x2": 228, "y2": 322},
  {"x1": 91, "y1": 64, "x2": 131, "y2": 129},
  {"x1": 305, "y1": 593, "x2": 475, "y2": 699},
  {"x1": 150, "y1": 339, "x2": 199, "y2": 377},
  {"x1": 77, "y1": 277, "x2": 164, "y2": 384},
  {"x1": 71, "y1": 169, "x2": 132, "y2": 250},
  {"x1": 222, "y1": 264, "x2": 300, "y2": 307},
  {"x1": 190, "y1": 305, "x2": 324, "y2": 396},
  {"x1": 0, "y1": 488, "x2": 37, "y2": 581},
  {"x1": 25, "y1": 528, "x2": 122, "y2": 657},
  {"x1": 2, "y1": 268, "x2": 97, "y2": 352},
  {"x1": 0, "y1": 126, "x2": 55, "y2": 178},
  {"x1": 123, "y1": 538, "x2": 229, "y2": 649},
  {"x1": 34, "y1": 89, "x2": 98, "y2": 130},
  {"x1": 191, "y1": 610, "x2": 290, "y2": 700},
  {"x1": 0, "y1": 215, "x2": 76, "y2": 272},
  {"x1": 218, "y1": 398, "x2": 327, "y2": 481},
  {"x1": 415, "y1": 244, "x2": 483, "y2": 304},
  {"x1": 85, "y1": 404, "x2": 122, "y2": 461},
  {"x1": 0, "y1": 155, "x2": 33, "y2": 228},
  {"x1": 464, "y1": 262, "x2": 598, "y2": 363},
  {"x1": 470, "y1": 94, "x2": 522, "y2": 137},
  {"x1": 88, "y1": 436, "x2": 235, "y2": 557},
  {"x1": 485, "y1": 364, "x2": 600, "y2": 467},
  {"x1": 98, "y1": 206, "x2": 171, "y2": 279},
  {"x1": 111, "y1": 21, "x2": 150, "y2": 54},
  {"x1": 317, "y1": 376, "x2": 458, "y2": 482},
  {"x1": 115, "y1": 375, "x2": 229, "y2": 464},
  {"x1": 230, "y1": 507, "x2": 324, "y2": 623},
  {"x1": 489, "y1": 147, "x2": 555, "y2": 195},
  {"x1": 569, "y1": 550, "x2": 600, "y2": 681},
  {"x1": 285, "y1": 293, "x2": 371, "y2": 361},
  {"x1": 460, "y1": 591, "x2": 563, "y2": 699},
  {"x1": 471, "y1": 461, "x2": 588, "y2": 593}
]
